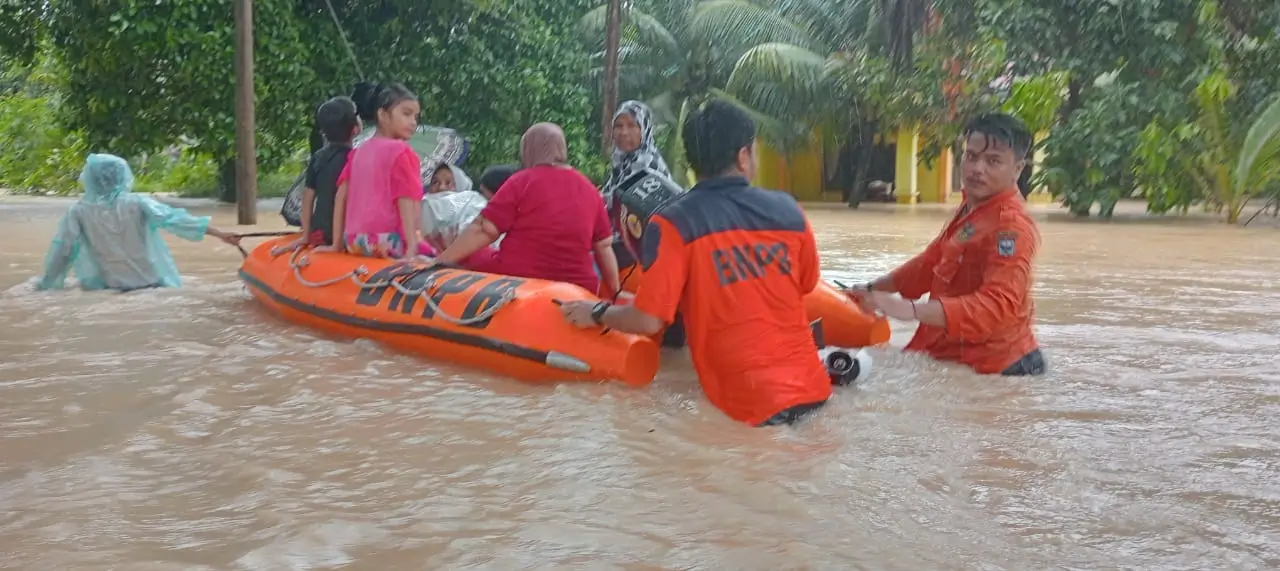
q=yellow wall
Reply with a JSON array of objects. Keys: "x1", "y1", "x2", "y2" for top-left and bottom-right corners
[
  {"x1": 916, "y1": 147, "x2": 953, "y2": 203},
  {"x1": 753, "y1": 126, "x2": 960, "y2": 204},
  {"x1": 753, "y1": 137, "x2": 826, "y2": 201}
]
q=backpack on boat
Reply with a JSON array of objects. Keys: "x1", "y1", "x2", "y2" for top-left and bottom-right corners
[{"x1": 279, "y1": 124, "x2": 470, "y2": 227}]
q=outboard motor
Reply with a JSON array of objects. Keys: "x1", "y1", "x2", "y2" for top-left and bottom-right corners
[
  {"x1": 818, "y1": 346, "x2": 874, "y2": 386},
  {"x1": 811, "y1": 318, "x2": 874, "y2": 386},
  {"x1": 612, "y1": 169, "x2": 685, "y2": 266}
]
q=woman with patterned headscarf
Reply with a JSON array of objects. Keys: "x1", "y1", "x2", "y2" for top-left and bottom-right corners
[
  {"x1": 601, "y1": 100, "x2": 673, "y2": 209},
  {"x1": 36, "y1": 154, "x2": 241, "y2": 291},
  {"x1": 600, "y1": 100, "x2": 688, "y2": 348}
]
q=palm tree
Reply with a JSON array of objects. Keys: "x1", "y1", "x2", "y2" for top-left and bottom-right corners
[
  {"x1": 725, "y1": 0, "x2": 988, "y2": 206},
  {"x1": 578, "y1": 0, "x2": 812, "y2": 185}
]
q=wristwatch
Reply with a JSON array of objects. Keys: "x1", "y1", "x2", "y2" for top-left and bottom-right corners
[{"x1": 590, "y1": 301, "x2": 611, "y2": 325}]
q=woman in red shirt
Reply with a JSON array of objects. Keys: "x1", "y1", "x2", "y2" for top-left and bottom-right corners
[{"x1": 432, "y1": 123, "x2": 621, "y2": 296}]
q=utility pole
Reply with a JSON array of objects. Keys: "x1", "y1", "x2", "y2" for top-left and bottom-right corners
[
  {"x1": 601, "y1": 0, "x2": 622, "y2": 156},
  {"x1": 234, "y1": 0, "x2": 258, "y2": 224}
]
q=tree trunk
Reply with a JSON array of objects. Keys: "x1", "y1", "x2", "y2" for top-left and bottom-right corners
[
  {"x1": 601, "y1": 0, "x2": 622, "y2": 156},
  {"x1": 847, "y1": 122, "x2": 876, "y2": 209},
  {"x1": 219, "y1": 158, "x2": 237, "y2": 203},
  {"x1": 233, "y1": 0, "x2": 257, "y2": 224}
]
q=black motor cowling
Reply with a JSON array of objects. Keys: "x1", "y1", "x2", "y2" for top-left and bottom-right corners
[{"x1": 614, "y1": 169, "x2": 685, "y2": 263}]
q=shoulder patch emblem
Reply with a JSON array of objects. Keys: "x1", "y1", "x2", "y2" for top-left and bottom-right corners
[
  {"x1": 996, "y1": 231, "x2": 1017, "y2": 257},
  {"x1": 625, "y1": 212, "x2": 644, "y2": 240},
  {"x1": 955, "y1": 223, "x2": 975, "y2": 243}
]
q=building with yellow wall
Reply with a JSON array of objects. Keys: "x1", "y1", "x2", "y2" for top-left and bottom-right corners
[{"x1": 752, "y1": 126, "x2": 1052, "y2": 204}]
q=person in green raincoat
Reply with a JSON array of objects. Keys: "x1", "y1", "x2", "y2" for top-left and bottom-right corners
[{"x1": 36, "y1": 153, "x2": 241, "y2": 292}]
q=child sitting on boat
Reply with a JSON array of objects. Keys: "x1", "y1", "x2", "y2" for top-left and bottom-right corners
[
  {"x1": 422, "y1": 161, "x2": 489, "y2": 252},
  {"x1": 278, "y1": 96, "x2": 360, "y2": 253},
  {"x1": 427, "y1": 162, "x2": 471, "y2": 194},
  {"x1": 36, "y1": 153, "x2": 241, "y2": 292},
  {"x1": 319, "y1": 83, "x2": 433, "y2": 261}
]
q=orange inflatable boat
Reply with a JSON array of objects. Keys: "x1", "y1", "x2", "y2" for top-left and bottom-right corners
[
  {"x1": 239, "y1": 236, "x2": 661, "y2": 386},
  {"x1": 618, "y1": 264, "x2": 890, "y2": 348}
]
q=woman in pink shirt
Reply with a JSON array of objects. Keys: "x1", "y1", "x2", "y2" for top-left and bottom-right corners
[
  {"x1": 432, "y1": 123, "x2": 621, "y2": 296},
  {"x1": 321, "y1": 83, "x2": 432, "y2": 260}
]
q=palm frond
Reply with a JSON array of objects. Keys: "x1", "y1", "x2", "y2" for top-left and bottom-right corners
[
  {"x1": 709, "y1": 86, "x2": 815, "y2": 151},
  {"x1": 727, "y1": 42, "x2": 827, "y2": 121},
  {"x1": 690, "y1": 0, "x2": 817, "y2": 52},
  {"x1": 767, "y1": 0, "x2": 874, "y2": 51},
  {"x1": 578, "y1": 4, "x2": 681, "y2": 57},
  {"x1": 1235, "y1": 94, "x2": 1280, "y2": 193}
]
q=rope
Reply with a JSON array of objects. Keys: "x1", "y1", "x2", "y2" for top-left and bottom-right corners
[
  {"x1": 231, "y1": 231, "x2": 301, "y2": 259},
  {"x1": 322, "y1": 0, "x2": 365, "y2": 82},
  {"x1": 285, "y1": 248, "x2": 516, "y2": 326},
  {"x1": 614, "y1": 263, "x2": 638, "y2": 300}
]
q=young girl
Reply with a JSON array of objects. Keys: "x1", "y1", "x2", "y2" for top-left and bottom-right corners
[
  {"x1": 320, "y1": 83, "x2": 432, "y2": 260},
  {"x1": 37, "y1": 154, "x2": 240, "y2": 291}
]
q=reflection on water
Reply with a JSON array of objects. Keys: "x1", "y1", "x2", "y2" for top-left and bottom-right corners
[{"x1": 1, "y1": 196, "x2": 1277, "y2": 570}]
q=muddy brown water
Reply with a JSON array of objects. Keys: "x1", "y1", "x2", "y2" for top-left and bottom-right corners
[{"x1": 0, "y1": 197, "x2": 1276, "y2": 570}]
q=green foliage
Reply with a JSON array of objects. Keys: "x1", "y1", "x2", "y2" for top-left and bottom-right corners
[
  {"x1": 1001, "y1": 72, "x2": 1068, "y2": 134},
  {"x1": 1135, "y1": 72, "x2": 1280, "y2": 223},
  {"x1": 1037, "y1": 81, "x2": 1146, "y2": 218},
  {"x1": 2, "y1": 0, "x2": 1277, "y2": 225},
  {"x1": 577, "y1": 0, "x2": 809, "y2": 185},
  {"x1": 727, "y1": 0, "x2": 1007, "y2": 203},
  {"x1": 0, "y1": 91, "x2": 87, "y2": 193},
  {"x1": 41, "y1": 0, "x2": 316, "y2": 170}
]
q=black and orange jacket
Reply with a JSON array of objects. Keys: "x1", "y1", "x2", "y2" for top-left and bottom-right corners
[{"x1": 630, "y1": 176, "x2": 831, "y2": 425}]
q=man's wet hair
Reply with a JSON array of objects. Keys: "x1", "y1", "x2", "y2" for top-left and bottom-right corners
[
  {"x1": 682, "y1": 98, "x2": 756, "y2": 177},
  {"x1": 963, "y1": 113, "x2": 1032, "y2": 160},
  {"x1": 316, "y1": 96, "x2": 359, "y2": 144}
]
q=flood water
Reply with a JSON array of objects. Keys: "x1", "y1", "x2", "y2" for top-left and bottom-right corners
[{"x1": 0, "y1": 196, "x2": 1277, "y2": 570}]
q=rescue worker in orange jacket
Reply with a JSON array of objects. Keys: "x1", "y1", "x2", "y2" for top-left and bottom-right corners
[
  {"x1": 559, "y1": 99, "x2": 832, "y2": 426},
  {"x1": 851, "y1": 113, "x2": 1046, "y2": 376}
]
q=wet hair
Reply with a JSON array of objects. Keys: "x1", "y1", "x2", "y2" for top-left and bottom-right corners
[
  {"x1": 962, "y1": 113, "x2": 1032, "y2": 161},
  {"x1": 682, "y1": 98, "x2": 756, "y2": 178},
  {"x1": 478, "y1": 164, "x2": 519, "y2": 194},
  {"x1": 316, "y1": 96, "x2": 359, "y2": 144}
]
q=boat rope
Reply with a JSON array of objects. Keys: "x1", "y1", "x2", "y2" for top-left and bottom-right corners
[
  {"x1": 281, "y1": 247, "x2": 515, "y2": 326},
  {"x1": 230, "y1": 231, "x2": 300, "y2": 259}
]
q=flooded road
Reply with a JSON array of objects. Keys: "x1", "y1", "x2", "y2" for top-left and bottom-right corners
[{"x1": 1, "y1": 196, "x2": 1277, "y2": 570}]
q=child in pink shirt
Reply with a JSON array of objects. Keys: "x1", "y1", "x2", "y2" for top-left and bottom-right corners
[{"x1": 321, "y1": 83, "x2": 433, "y2": 260}]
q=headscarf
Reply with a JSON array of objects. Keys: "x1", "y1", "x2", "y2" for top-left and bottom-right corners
[
  {"x1": 603, "y1": 100, "x2": 671, "y2": 206},
  {"x1": 520, "y1": 123, "x2": 569, "y2": 168},
  {"x1": 428, "y1": 162, "x2": 474, "y2": 193},
  {"x1": 79, "y1": 154, "x2": 135, "y2": 205}
]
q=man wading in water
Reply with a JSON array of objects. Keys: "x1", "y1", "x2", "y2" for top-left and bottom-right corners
[
  {"x1": 560, "y1": 99, "x2": 832, "y2": 427},
  {"x1": 851, "y1": 113, "x2": 1046, "y2": 376}
]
